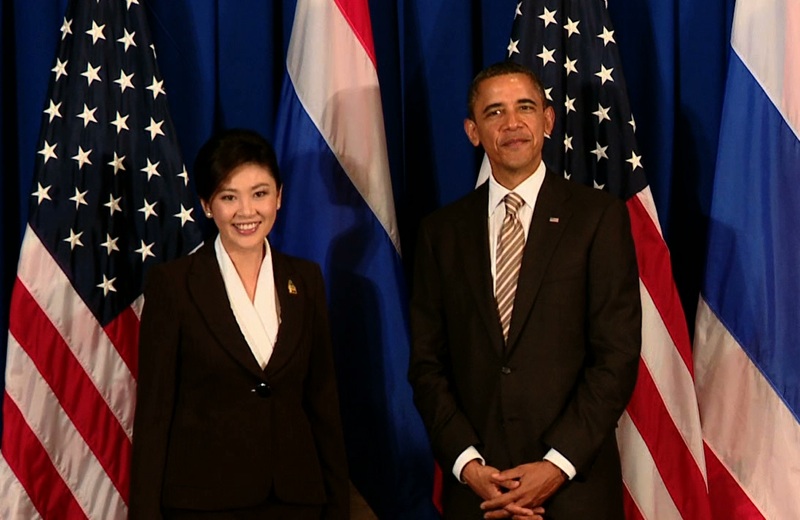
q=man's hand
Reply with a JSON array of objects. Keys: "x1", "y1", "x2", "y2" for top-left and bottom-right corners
[
  {"x1": 480, "y1": 460, "x2": 566, "y2": 519},
  {"x1": 462, "y1": 459, "x2": 514, "y2": 501}
]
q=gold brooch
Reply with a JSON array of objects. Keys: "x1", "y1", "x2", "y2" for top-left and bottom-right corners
[{"x1": 288, "y1": 279, "x2": 297, "y2": 295}]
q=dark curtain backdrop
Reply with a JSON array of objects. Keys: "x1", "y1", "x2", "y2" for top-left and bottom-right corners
[{"x1": 1, "y1": 0, "x2": 734, "y2": 502}]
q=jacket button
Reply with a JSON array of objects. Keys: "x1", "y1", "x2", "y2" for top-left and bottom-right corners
[
  {"x1": 501, "y1": 366, "x2": 512, "y2": 375},
  {"x1": 254, "y1": 382, "x2": 272, "y2": 397}
]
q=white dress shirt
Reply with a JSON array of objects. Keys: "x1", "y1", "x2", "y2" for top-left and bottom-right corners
[
  {"x1": 453, "y1": 162, "x2": 577, "y2": 482},
  {"x1": 215, "y1": 236, "x2": 280, "y2": 369}
]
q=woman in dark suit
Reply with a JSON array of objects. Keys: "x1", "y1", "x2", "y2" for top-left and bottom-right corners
[{"x1": 130, "y1": 129, "x2": 349, "y2": 519}]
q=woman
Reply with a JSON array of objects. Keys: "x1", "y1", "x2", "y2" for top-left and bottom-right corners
[{"x1": 130, "y1": 129, "x2": 349, "y2": 519}]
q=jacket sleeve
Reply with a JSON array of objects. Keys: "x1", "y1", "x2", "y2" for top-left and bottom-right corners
[
  {"x1": 302, "y1": 263, "x2": 350, "y2": 520},
  {"x1": 408, "y1": 220, "x2": 483, "y2": 472},
  {"x1": 129, "y1": 265, "x2": 179, "y2": 519},
  {"x1": 542, "y1": 197, "x2": 642, "y2": 473}
]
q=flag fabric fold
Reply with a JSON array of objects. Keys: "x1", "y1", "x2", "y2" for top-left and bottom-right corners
[
  {"x1": 0, "y1": 1, "x2": 201, "y2": 518},
  {"x1": 494, "y1": 1, "x2": 712, "y2": 518},
  {"x1": 694, "y1": 0, "x2": 800, "y2": 517},
  {"x1": 271, "y1": 0, "x2": 437, "y2": 518}
]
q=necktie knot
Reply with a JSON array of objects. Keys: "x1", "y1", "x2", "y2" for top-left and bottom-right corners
[{"x1": 504, "y1": 192, "x2": 524, "y2": 219}]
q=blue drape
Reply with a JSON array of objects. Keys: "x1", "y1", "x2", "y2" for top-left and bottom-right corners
[{"x1": 1, "y1": 0, "x2": 736, "y2": 512}]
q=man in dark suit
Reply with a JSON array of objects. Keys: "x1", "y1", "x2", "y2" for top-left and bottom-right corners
[{"x1": 408, "y1": 62, "x2": 641, "y2": 519}]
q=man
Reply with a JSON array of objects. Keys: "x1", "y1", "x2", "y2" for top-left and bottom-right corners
[{"x1": 408, "y1": 61, "x2": 641, "y2": 519}]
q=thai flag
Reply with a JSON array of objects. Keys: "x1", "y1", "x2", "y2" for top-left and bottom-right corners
[
  {"x1": 270, "y1": 0, "x2": 437, "y2": 517},
  {"x1": 694, "y1": 0, "x2": 800, "y2": 517}
]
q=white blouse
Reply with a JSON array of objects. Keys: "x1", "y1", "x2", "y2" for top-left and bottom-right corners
[{"x1": 214, "y1": 236, "x2": 280, "y2": 369}]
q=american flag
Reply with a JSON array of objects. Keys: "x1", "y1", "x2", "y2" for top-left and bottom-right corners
[
  {"x1": 506, "y1": 0, "x2": 712, "y2": 517},
  {"x1": 0, "y1": 0, "x2": 201, "y2": 518}
]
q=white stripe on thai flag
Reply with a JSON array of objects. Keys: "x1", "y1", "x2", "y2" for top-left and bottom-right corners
[
  {"x1": 694, "y1": 0, "x2": 800, "y2": 518},
  {"x1": 1, "y1": 229, "x2": 134, "y2": 518}
]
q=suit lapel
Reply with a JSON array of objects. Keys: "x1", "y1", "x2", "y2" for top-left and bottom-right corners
[
  {"x1": 461, "y1": 184, "x2": 506, "y2": 355},
  {"x1": 265, "y1": 250, "x2": 304, "y2": 376},
  {"x1": 187, "y1": 241, "x2": 265, "y2": 378},
  {"x1": 506, "y1": 173, "x2": 572, "y2": 351}
]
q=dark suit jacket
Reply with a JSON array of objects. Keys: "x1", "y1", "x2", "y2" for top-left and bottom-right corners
[
  {"x1": 409, "y1": 173, "x2": 642, "y2": 519},
  {"x1": 130, "y1": 241, "x2": 348, "y2": 519}
]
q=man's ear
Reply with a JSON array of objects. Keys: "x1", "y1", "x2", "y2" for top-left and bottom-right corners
[{"x1": 464, "y1": 118, "x2": 480, "y2": 147}]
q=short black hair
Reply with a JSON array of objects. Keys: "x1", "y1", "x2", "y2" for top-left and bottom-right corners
[
  {"x1": 466, "y1": 61, "x2": 548, "y2": 119},
  {"x1": 194, "y1": 128, "x2": 282, "y2": 202}
]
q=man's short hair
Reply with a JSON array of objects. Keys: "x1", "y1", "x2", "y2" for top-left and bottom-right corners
[{"x1": 467, "y1": 61, "x2": 548, "y2": 120}]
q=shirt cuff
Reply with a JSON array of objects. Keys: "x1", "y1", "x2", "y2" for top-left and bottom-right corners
[
  {"x1": 544, "y1": 448, "x2": 576, "y2": 480},
  {"x1": 453, "y1": 446, "x2": 485, "y2": 483}
]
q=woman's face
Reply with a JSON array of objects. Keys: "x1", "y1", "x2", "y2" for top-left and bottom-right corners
[{"x1": 201, "y1": 163, "x2": 281, "y2": 256}]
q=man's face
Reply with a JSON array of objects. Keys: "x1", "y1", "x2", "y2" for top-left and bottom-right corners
[{"x1": 464, "y1": 73, "x2": 555, "y2": 187}]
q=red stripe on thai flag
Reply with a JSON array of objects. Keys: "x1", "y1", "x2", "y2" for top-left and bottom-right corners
[
  {"x1": 332, "y1": 0, "x2": 377, "y2": 66},
  {"x1": 704, "y1": 446, "x2": 764, "y2": 519},
  {"x1": 9, "y1": 280, "x2": 131, "y2": 502},
  {"x1": 625, "y1": 359, "x2": 711, "y2": 519},
  {"x1": 1, "y1": 394, "x2": 88, "y2": 519}
]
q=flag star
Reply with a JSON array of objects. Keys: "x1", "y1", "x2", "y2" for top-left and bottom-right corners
[
  {"x1": 101, "y1": 234, "x2": 120, "y2": 255},
  {"x1": 564, "y1": 171, "x2": 571, "y2": 180},
  {"x1": 598, "y1": 26, "x2": 616, "y2": 46},
  {"x1": 515, "y1": 2, "x2": 522, "y2": 18},
  {"x1": 108, "y1": 152, "x2": 126, "y2": 174},
  {"x1": 105, "y1": 193, "x2": 122, "y2": 215},
  {"x1": 86, "y1": 21, "x2": 106, "y2": 44},
  {"x1": 38, "y1": 141, "x2": 58, "y2": 164},
  {"x1": 117, "y1": 29, "x2": 136, "y2": 51},
  {"x1": 539, "y1": 7, "x2": 557, "y2": 27},
  {"x1": 115, "y1": 70, "x2": 135, "y2": 93},
  {"x1": 81, "y1": 62, "x2": 102, "y2": 86},
  {"x1": 44, "y1": 100, "x2": 62, "y2": 122},
  {"x1": 629, "y1": 115, "x2": 637, "y2": 132},
  {"x1": 141, "y1": 159, "x2": 161, "y2": 180},
  {"x1": 64, "y1": 229, "x2": 84, "y2": 250},
  {"x1": 544, "y1": 87, "x2": 553, "y2": 102},
  {"x1": 594, "y1": 180, "x2": 606, "y2": 190},
  {"x1": 507, "y1": 38, "x2": 520, "y2": 57},
  {"x1": 564, "y1": 57, "x2": 578, "y2": 76},
  {"x1": 174, "y1": 205, "x2": 195, "y2": 226},
  {"x1": 147, "y1": 77, "x2": 165, "y2": 99},
  {"x1": 32, "y1": 183, "x2": 52, "y2": 205},
  {"x1": 77, "y1": 104, "x2": 98, "y2": 127},
  {"x1": 537, "y1": 46, "x2": 556, "y2": 66},
  {"x1": 126, "y1": 0, "x2": 140, "y2": 9},
  {"x1": 627, "y1": 151, "x2": 643, "y2": 171},
  {"x1": 178, "y1": 166, "x2": 190, "y2": 186},
  {"x1": 97, "y1": 275, "x2": 117, "y2": 296},
  {"x1": 564, "y1": 18, "x2": 580, "y2": 37},
  {"x1": 139, "y1": 199, "x2": 158, "y2": 221},
  {"x1": 111, "y1": 111, "x2": 129, "y2": 134},
  {"x1": 595, "y1": 65, "x2": 614, "y2": 84},
  {"x1": 150, "y1": 43, "x2": 157, "y2": 58},
  {"x1": 591, "y1": 142, "x2": 609, "y2": 161},
  {"x1": 52, "y1": 58, "x2": 68, "y2": 81},
  {"x1": 135, "y1": 240, "x2": 156, "y2": 261},
  {"x1": 60, "y1": 17, "x2": 72, "y2": 40},
  {"x1": 72, "y1": 146, "x2": 92, "y2": 169},
  {"x1": 69, "y1": 188, "x2": 89, "y2": 209},
  {"x1": 564, "y1": 95, "x2": 576, "y2": 113},
  {"x1": 564, "y1": 135, "x2": 573, "y2": 152},
  {"x1": 145, "y1": 118, "x2": 165, "y2": 140},
  {"x1": 593, "y1": 104, "x2": 611, "y2": 123}
]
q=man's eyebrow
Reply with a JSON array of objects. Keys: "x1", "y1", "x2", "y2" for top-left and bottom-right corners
[
  {"x1": 516, "y1": 97, "x2": 538, "y2": 106},
  {"x1": 481, "y1": 102, "x2": 503, "y2": 115}
]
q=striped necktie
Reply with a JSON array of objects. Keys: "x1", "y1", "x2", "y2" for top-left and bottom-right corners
[{"x1": 495, "y1": 192, "x2": 526, "y2": 343}]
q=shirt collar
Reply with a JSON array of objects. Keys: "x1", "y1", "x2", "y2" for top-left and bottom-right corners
[{"x1": 488, "y1": 160, "x2": 547, "y2": 215}]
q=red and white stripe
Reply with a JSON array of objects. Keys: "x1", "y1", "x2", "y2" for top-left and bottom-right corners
[
  {"x1": 619, "y1": 188, "x2": 711, "y2": 519},
  {"x1": 0, "y1": 227, "x2": 137, "y2": 519},
  {"x1": 286, "y1": 0, "x2": 400, "y2": 253}
]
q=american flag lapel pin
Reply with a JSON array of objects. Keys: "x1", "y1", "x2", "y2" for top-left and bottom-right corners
[
  {"x1": 549, "y1": 217, "x2": 560, "y2": 223},
  {"x1": 288, "y1": 279, "x2": 297, "y2": 295}
]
